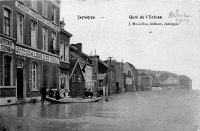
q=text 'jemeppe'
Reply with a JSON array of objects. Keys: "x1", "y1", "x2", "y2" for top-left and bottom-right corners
[{"x1": 78, "y1": 15, "x2": 95, "y2": 20}]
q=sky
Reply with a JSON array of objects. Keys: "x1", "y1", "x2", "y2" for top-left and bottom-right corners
[{"x1": 60, "y1": 0, "x2": 200, "y2": 90}]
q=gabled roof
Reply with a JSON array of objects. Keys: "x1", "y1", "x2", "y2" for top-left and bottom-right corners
[{"x1": 69, "y1": 59, "x2": 85, "y2": 81}]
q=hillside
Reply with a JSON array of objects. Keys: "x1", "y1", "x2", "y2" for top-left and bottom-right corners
[{"x1": 138, "y1": 69, "x2": 192, "y2": 89}]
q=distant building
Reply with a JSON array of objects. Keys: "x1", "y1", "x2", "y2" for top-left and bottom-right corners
[
  {"x1": 123, "y1": 62, "x2": 135, "y2": 91},
  {"x1": 91, "y1": 55, "x2": 109, "y2": 95},
  {"x1": 152, "y1": 74, "x2": 180, "y2": 90},
  {"x1": 135, "y1": 70, "x2": 142, "y2": 91},
  {"x1": 107, "y1": 66, "x2": 116, "y2": 94},
  {"x1": 141, "y1": 75, "x2": 152, "y2": 91},
  {"x1": 105, "y1": 60, "x2": 123, "y2": 93},
  {"x1": 127, "y1": 62, "x2": 137, "y2": 91}
]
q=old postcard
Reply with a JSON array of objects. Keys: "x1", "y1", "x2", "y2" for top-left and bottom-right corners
[{"x1": 0, "y1": 0, "x2": 200, "y2": 130}]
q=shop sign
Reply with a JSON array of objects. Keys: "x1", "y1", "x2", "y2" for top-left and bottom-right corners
[
  {"x1": 16, "y1": 46, "x2": 59, "y2": 64},
  {"x1": 15, "y1": 1, "x2": 60, "y2": 32},
  {"x1": 0, "y1": 37, "x2": 15, "y2": 54},
  {"x1": 126, "y1": 77, "x2": 132, "y2": 85}
]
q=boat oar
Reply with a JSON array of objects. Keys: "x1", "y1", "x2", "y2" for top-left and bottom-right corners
[{"x1": 105, "y1": 98, "x2": 108, "y2": 102}]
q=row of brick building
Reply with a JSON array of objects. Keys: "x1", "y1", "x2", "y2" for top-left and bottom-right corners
[
  {"x1": 0, "y1": 0, "x2": 64, "y2": 106},
  {"x1": 0, "y1": 0, "x2": 151, "y2": 106}
]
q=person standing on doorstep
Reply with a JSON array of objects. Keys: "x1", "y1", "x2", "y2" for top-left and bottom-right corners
[{"x1": 40, "y1": 86, "x2": 47, "y2": 103}]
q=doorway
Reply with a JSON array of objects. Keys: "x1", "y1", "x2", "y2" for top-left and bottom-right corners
[
  {"x1": 116, "y1": 82, "x2": 119, "y2": 92},
  {"x1": 17, "y1": 61, "x2": 24, "y2": 99}
]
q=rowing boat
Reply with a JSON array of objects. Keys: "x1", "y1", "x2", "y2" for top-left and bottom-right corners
[{"x1": 45, "y1": 97, "x2": 102, "y2": 103}]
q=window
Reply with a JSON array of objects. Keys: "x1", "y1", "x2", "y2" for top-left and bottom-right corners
[
  {"x1": 17, "y1": 13, "x2": 24, "y2": 44},
  {"x1": 78, "y1": 74, "x2": 81, "y2": 82},
  {"x1": 60, "y1": 73, "x2": 65, "y2": 89},
  {"x1": 3, "y1": 8, "x2": 11, "y2": 36},
  {"x1": 4, "y1": 56, "x2": 12, "y2": 86},
  {"x1": 32, "y1": 63, "x2": 37, "y2": 89},
  {"x1": 128, "y1": 71, "x2": 131, "y2": 76},
  {"x1": 60, "y1": 72, "x2": 69, "y2": 89},
  {"x1": 60, "y1": 41, "x2": 64, "y2": 61},
  {"x1": 52, "y1": 5, "x2": 56, "y2": 23},
  {"x1": 42, "y1": 27, "x2": 48, "y2": 51},
  {"x1": 30, "y1": 0, "x2": 37, "y2": 11},
  {"x1": 42, "y1": 0, "x2": 48, "y2": 17},
  {"x1": 72, "y1": 74, "x2": 75, "y2": 82},
  {"x1": 65, "y1": 43, "x2": 69, "y2": 62},
  {"x1": 31, "y1": 21, "x2": 37, "y2": 48},
  {"x1": 52, "y1": 31, "x2": 56, "y2": 49}
]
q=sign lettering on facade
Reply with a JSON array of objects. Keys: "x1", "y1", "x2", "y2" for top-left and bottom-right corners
[
  {"x1": 15, "y1": 1, "x2": 60, "y2": 32},
  {"x1": 0, "y1": 37, "x2": 15, "y2": 54},
  {"x1": 16, "y1": 46, "x2": 59, "y2": 64}
]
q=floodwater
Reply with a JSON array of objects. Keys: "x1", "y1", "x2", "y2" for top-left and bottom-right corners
[{"x1": 1, "y1": 90, "x2": 200, "y2": 131}]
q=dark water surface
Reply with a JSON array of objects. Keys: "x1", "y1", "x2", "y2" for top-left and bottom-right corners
[{"x1": 1, "y1": 90, "x2": 200, "y2": 131}]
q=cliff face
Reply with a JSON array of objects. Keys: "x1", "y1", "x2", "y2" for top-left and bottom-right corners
[
  {"x1": 139, "y1": 69, "x2": 192, "y2": 89},
  {"x1": 179, "y1": 75, "x2": 192, "y2": 89}
]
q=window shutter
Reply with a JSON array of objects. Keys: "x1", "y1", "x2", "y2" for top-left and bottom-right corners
[{"x1": 29, "y1": 62, "x2": 32, "y2": 90}]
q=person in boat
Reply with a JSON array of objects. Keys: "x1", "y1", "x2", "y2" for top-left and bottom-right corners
[
  {"x1": 60, "y1": 87, "x2": 65, "y2": 98},
  {"x1": 97, "y1": 88, "x2": 103, "y2": 97},
  {"x1": 48, "y1": 87, "x2": 54, "y2": 98},
  {"x1": 64, "y1": 89, "x2": 70, "y2": 98},
  {"x1": 84, "y1": 88, "x2": 89, "y2": 98},
  {"x1": 88, "y1": 89, "x2": 93, "y2": 98},
  {"x1": 40, "y1": 86, "x2": 47, "y2": 103},
  {"x1": 55, "y1": 89, "x2": 61, "y2": 100}
]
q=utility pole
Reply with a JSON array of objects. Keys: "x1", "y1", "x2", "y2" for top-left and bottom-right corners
[
  {"x1": 121, "y1": 59, "x2": 124, "y2": 92},
  {"x1": 108, "y1": 57, "x2": 112, "y2": 95},
  {"x1": 95, "y1": 49, "x2": 99, "y2": 93}
]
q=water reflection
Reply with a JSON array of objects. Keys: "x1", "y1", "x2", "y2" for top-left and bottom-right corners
[
  {"x1": 0, "y1": 91, "x2": 200, "y2": 131},
  {"x1": 17, "y1": 104, "x2": 24, "y2": 117}
]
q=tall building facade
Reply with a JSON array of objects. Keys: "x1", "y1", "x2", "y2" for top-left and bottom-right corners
[
  {"x1": 0, "y1": 0, "x2": 61, "y2": 105},
  {"x1": 59, "y1": 21, "x2": 71, "y2": 91}
]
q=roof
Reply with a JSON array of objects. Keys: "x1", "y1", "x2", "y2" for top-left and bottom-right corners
[
  {"x1": 127, "y1": 62, "x2": 136, "y2": 72},
  {"x1": 70, "y1": 52, "x2": 91, "y2": 67},
  {"x1": 91, "y1": 56, "x2": 109, "y2": 68},
  {"x1": 60, "y1": 29, "x2": 73, "y2": 37}
]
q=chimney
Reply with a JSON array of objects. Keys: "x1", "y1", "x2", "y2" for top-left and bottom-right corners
[
  {"x1": 76, "y1": 43, "x2": 82, "y2": 53},
  {"x1": 60, "y1": 20, "x2": 65, "y2": 30},
  {"x1": 70, "y1": 43, "x2": 82, "y2": 55}
]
